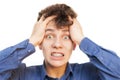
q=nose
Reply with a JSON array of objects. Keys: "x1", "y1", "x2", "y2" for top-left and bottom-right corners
[{"x1": 52, "y1": 38, "x2": 62, "y2": 49}]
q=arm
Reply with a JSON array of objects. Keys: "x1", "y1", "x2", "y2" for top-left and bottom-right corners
[
  {"x1": 70, "y1": 18, "x2": 120, "y2": 79},
  {"x1": 0, "y1": 16, "x2": 55, "y2": 80},
  {"x1": 0, "y1": 39, "x2": 35, "y2": 80},
  {"x1": 80, "y1": 37, "x2": 120, "y2": 79}
]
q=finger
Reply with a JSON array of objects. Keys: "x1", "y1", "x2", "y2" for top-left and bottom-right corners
[
  {"x1": 38, "y1": 16, "x2": 45, "y2": 23},
  {"x1": 36, "y1": 16, "x2": 56, "y2": 30},
  {"x1": 34, "y1": 16, "x2": 45, "y2": 28},
  {"x1": 43, "y1": 16, "x2": 56, "y2": 25},
  {"x1": 68, "y1": 16, "x2": 73, "y2": 21}
]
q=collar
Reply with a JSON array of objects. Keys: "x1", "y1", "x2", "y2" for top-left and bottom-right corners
[
  {"x1": 39, "y1": 62, "x2": 73, "y2": 80},
  {"x1": 60, "y1": 63, "x2": 73, "y2": 79},
  {"x1": 39, "y1": 63, "x2": 47, "y2": 80}
]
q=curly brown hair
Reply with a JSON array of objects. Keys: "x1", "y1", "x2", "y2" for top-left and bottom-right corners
[{"x1": 37, "y1": 4, "x2": 77, "y2": 28}]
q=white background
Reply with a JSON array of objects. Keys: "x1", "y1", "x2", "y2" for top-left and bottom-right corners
[{"x1": 0, "y1": 0, "x2": 120, "y2": 66}]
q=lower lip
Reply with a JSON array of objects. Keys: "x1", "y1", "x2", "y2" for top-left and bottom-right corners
[{"x1": 50, "y1": 55, "x2": 64, "y2": 60}]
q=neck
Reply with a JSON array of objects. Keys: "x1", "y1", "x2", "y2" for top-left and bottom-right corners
[{"x1": 45, "y1": 63, "x2": 67, "y2": 78}]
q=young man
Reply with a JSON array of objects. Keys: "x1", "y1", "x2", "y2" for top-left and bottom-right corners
[{"x1": 0, "y1": 4, "x2": 120, "y2": 80}]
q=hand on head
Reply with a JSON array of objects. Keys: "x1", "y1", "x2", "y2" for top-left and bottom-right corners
[
  {"x1": 29, "y1": 15, "x2": 84, "y2": 47},
  {"x1": 69, "y1": 18, "x2": 84, "y2": 45},
  {"x1": 29, "y1": 16, "x2": 56, "y2": 46}
]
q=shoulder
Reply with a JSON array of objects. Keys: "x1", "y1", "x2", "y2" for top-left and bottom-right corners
[
  {"x1": 17, "y1": 64, "x2": 43, "y2": 79},
  {"x1": 71, "y1": 62, "x2": 98, "y2": 75},
  {"x1": 25, "y1": 64, "x2": 43, "y2": 73},
  {"x1": 71, "y1": 62, "x2": 98, "y2": 72},
  {"x1": 70, "y1": 62, "x2": 99, "y2": 79}
]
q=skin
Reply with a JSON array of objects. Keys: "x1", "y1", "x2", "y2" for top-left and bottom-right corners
[
  {"x1": 29, "y1": 16, "x2": 84, "y2": 78},
  {"x1": 39, "y1": 21, "x2": 75, "y2": 78}
]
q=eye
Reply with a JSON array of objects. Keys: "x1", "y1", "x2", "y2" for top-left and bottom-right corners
[
  {"x1": 63, "y1": 35, "x2": 70, "y2": 40},
  {"x1": 46, "y1": 35, "x2": 53, "y2": 39}
]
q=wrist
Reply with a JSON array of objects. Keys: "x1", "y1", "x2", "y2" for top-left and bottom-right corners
[
  {"x1": 77, "y1": 36, "x2": 85, "y2": 45},
  {"x1": 29, "y1": 37, "x2": 39, "y2": 47}
]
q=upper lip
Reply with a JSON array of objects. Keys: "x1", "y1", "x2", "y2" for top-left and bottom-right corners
[{"x1": 51, "y1": 52, "x2": 64, "y2": 56}]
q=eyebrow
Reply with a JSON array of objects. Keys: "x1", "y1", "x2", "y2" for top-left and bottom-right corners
[
  {"x1": 62, "y1": 29, "x2": 69, "y2": 32},
  {"x1": 45, "y1": 29, "x2": 54, "y2": 32},
  {"x1": 45, "y1": 28, "x2": 69, "y2": 32}
]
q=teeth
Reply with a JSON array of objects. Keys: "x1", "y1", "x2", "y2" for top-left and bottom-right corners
[{"x1": 51, "y1": 53, "x2": 64, "y2": 57}]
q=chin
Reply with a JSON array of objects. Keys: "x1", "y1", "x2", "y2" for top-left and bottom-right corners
[{"x1": 49, "y1": 61, "x2": 67, "y2": 67}]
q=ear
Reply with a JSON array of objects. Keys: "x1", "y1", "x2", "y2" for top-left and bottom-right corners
[{"x1": 73, "y1": 43, "x2": 76, "y2": 50}]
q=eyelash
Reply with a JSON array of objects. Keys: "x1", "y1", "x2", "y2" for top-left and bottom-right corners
[
  {"x1": 45, "y1": 34, "x2": 70, "y2": 40},
  {"x1": 63, "y1": 35, "x2": 70, "y2": 40},
  {"x1": 46, "y1": 35, "x2": 53, "y2": 39}
]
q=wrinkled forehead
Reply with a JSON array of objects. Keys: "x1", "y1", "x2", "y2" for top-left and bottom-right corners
[{"x1": 46, "y1": 20, "x2": 69, "y2": 30}]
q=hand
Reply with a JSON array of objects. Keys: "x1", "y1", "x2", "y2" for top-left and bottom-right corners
[
  {"x1": 29, "y1": 16, "x2": 55, "y2": 46},
  {"x1": 70, "y1": 19, "x2": 84, "y2": 45}
]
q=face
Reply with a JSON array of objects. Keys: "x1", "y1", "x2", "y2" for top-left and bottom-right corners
[{"x1": 39, "y1": 21, "x2": 75, "y2": 67}]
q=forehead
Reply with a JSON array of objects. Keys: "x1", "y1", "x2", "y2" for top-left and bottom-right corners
[{"x1": 46, "y1": 20, "x2": 69, "y2": 30}]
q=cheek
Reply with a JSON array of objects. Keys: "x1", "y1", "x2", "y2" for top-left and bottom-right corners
[
  {"x1": 64, "y1": 41, "x2": 74, "y2": 51},
  {"x1": 41, "y1": 44, "x2": 51, "y2": 58},
  {"x1": 41, "y1": 40, "x2": 52, "y2": 52}
]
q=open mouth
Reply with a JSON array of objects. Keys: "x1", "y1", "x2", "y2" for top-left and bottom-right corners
[{"x1": 51, "y1": 52, "x2": 64, "y2": 57}]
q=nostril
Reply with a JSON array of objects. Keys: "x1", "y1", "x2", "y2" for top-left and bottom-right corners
[{"x1": 52, "y1": 40, "x2": 62, "y2": 48}]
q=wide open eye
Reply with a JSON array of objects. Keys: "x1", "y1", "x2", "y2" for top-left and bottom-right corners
[
  {"x1": 63, "y1": 35, "x2": 70, "y2": 40},
  {"x1": 46, "y1": 35, "x2": 54, "y2": 39}
]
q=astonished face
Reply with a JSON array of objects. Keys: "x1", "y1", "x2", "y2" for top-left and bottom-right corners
[{"x1": 39, "y1": 21, "x2": 75, "y2": 67}]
